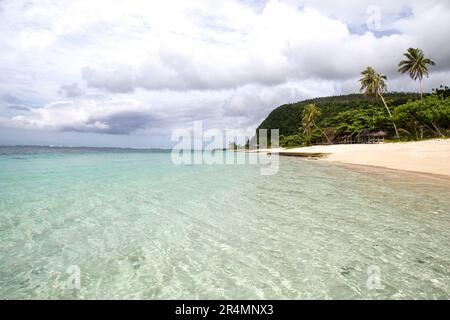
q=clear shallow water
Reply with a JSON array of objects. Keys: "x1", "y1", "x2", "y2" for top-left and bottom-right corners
[{"x1": 0, "y1": 146, "x2": 449, "y2": 299}]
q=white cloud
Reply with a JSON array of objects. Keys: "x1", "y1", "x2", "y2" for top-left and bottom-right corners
[
  {"x1": 58, "y1": 83, "x2": 85, "y2": 98},
  {"x1": 1, "y1": 81, "x2": 339, "y2": 135},
  {"x1": 2, "y1": 99, "x2": 153, "y2": 134},
  {"x1": 76, "y1": 0, "x2": 448, "y2": 93},
  {"x1": 0, "y1": 0, "x2": 449, "y2": 146}
]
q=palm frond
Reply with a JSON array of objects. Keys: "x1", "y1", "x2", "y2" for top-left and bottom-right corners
[{"x1": 397, "y1": 47, "x2": 435, "y2": 81}]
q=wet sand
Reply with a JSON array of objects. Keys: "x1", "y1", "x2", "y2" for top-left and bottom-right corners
[{"x1": 272, "y1": 139, "x2": 450, "y2": 177}]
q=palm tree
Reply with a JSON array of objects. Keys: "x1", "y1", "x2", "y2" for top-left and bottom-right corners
[
  {"x1": 301, "y1": 104, "x2": 332, "y2": 145},
  {"x1": 359, "y1": 66, "x2": 399, "y2": 139},
  {"x1": 398, "y1": 48, "x2": 435, "y2": 100}
]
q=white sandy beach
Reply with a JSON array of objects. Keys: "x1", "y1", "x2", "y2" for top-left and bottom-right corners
[{"x1": 273, "y1": 139, "x2": 450, "y2": 177}]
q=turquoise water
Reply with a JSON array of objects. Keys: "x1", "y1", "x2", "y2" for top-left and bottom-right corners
[{"x1": 0, "y1": 146, "x2": 449, "y2": 299}]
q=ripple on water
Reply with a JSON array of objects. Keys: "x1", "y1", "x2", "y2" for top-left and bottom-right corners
[{"x1": 0, "y1": 149, "x2": 449, "y2": 299}]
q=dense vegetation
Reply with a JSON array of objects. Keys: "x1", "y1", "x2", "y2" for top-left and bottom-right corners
[
  {"x1": 254, "y1": 90, "x2": 450, "y2": 148},
  {"x1": 250, "y1": 48, "x2": 448, "y2": 148},
  {"x1": 258, "y1": 93, "x2": 418, "y2": 136}
]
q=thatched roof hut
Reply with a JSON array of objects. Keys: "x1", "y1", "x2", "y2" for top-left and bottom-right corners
[
  {"x1": 356, "y1": 129, "x2": 370, "y2": 138},
  {"x1": 368, "y1": 130, "x2": 387, "y2": 137},
  {"x1": 357, "y1": 129, "x2": 387, "y2": 143}
]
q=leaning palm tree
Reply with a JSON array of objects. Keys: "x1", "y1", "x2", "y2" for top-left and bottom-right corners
[
  {"x1": 359, "y1": 66, "x2": 399, "y2": 139},
  {"x1": 301, "y1": 104, "x2": 332, "y2": 145},
  {"x1": 398, "y1": 48, "x2": 435, "y2": 100}
]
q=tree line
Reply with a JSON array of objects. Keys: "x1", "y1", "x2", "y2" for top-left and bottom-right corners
[{"x1": 255, "y1": 48, "x2": 449, "y2": 148}]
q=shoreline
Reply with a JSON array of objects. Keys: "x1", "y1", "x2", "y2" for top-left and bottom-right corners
[
  {"x1": 263, "y1": 139, "x2": 450, "y2": 177},
  {"x1": 329, "y1": 161, "x2": 450, "y2": 184}
]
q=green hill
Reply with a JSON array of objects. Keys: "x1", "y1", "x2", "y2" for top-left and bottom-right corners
[
  {"x1": 257, "y1": 92, "x2": 420, "y2": 137},
  {"x1": 252, "y1": 90, "x2": 450, "y2": 147}
]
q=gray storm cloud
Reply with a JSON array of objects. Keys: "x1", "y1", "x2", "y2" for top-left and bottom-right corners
[{"x1": 58, "y1": 83, "x2": 85, "y2": 98}]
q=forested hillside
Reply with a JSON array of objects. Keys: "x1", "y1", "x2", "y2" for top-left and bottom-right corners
[
  {"x1": 257, "y1": 93, "x2": 419, "y2": 137},
  {"x1": 254, "y1": 90, "x2": 449, "y2": 147}
]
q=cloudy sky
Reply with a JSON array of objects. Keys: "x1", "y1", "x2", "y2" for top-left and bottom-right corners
[{"x1": 0, "y1": 0, "x2": 449, "y2": 148}]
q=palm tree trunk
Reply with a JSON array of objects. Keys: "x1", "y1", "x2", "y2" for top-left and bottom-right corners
[
  {"x1": 420, "y1": 79, "x2": 423, "y2": 100},
  {"x1": 379, "y1": 93, "x2": 400, "y2": 139},
  {"x1": 431, "y1": 121, "x2": 445, "y2": 137},
  {"x1": 313, "y1": 123, "x2": 332, "y2": 144},
  {"x1": 303, "y1": 128, "x2": 312, "y2": 146}
]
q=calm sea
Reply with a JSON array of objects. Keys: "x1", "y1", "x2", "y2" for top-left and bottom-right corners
[{"x1": 0, "y1": 146, "x2": 449, "y2": 299}]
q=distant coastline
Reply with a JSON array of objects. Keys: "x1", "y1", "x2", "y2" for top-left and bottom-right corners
[{"x1": 0, "y1": 145, "x2": 173, "y2": 154}]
